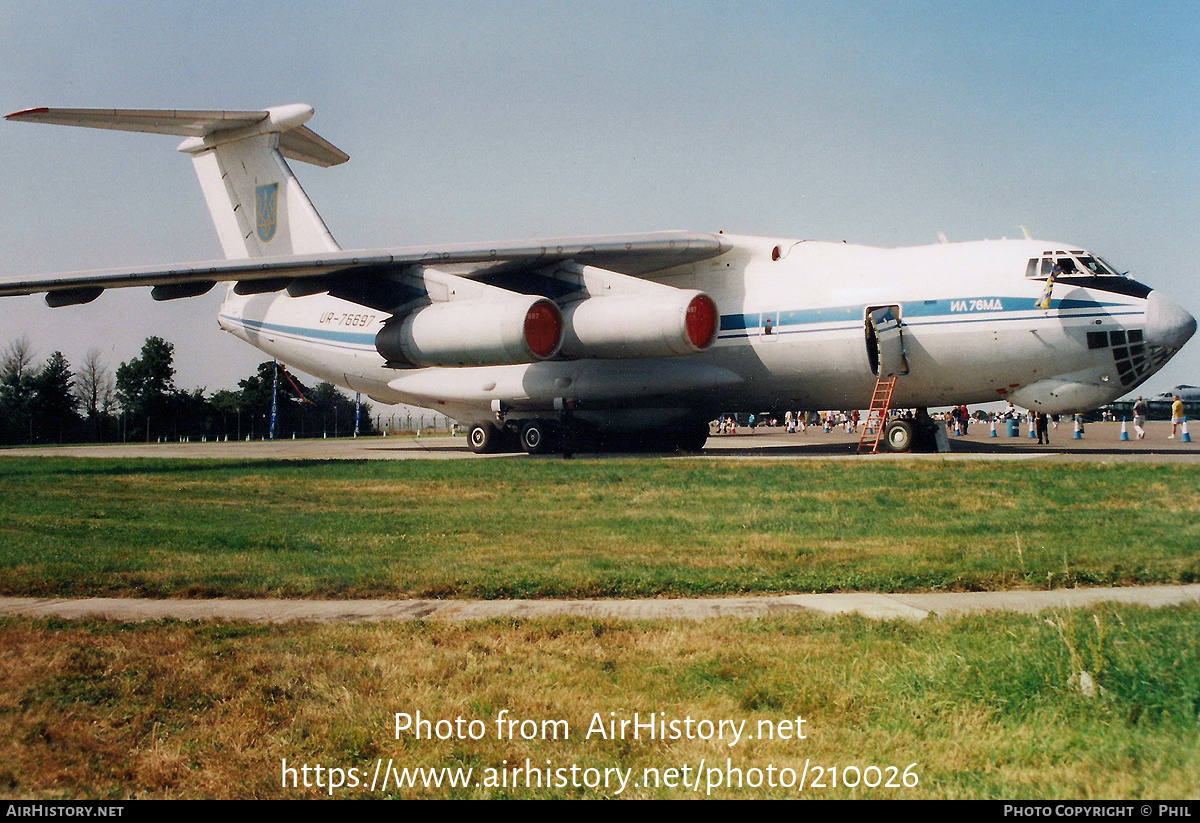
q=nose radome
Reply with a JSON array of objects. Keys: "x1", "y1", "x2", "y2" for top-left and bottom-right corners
[{"x1": 1145, "y1": 291, "x2": 1197, "y2": 350}]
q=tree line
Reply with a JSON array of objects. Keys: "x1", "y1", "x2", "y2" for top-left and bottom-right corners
[{"x1": 0, "y1": 336, "x2": 375, "y2": 445}]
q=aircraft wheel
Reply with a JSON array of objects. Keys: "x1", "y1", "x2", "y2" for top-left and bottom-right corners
[
  {"x1": 883, "y1": 419, "x2": 915, "y2": 453},
  {"x1": 519, "y1": 420, "x2": 554, "y2": 454},
  {"x1": 468, "y1": 423, "x2": 499, "y2": 454}
]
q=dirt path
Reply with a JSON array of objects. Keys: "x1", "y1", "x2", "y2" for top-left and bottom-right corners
[{"x1": 2, "y1": 584, "x2": 1196, "y2": 624}]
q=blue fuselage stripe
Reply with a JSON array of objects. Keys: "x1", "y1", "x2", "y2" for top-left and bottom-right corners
[
  {"x1": 724, "y1": 297, "x2": 1126, "y2": 328},
  {"x1": 221, "y1": 314, "x2": 377, "y2": 349},
  {"x1": 225, "y1": 295, "x2": 1140, "y2": 349}
]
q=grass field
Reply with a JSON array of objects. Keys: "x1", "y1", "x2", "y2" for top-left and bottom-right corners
[
  {"x1": 2, "y1": 604, "x2": 1197, "y2": 799},
  {"x1": 0, "y1": 457, "x2": 1196, "y2": 599},
  {"x1": 2, "y1": 456, "x2": 1197, "y2": 799}
]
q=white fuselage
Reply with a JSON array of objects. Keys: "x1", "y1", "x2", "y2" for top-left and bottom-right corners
[{"x1": 217, "y1": 235, "x2": 1189, "y2": 429}]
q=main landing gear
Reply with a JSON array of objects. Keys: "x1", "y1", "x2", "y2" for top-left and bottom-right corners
[
  {"x1": 467, "y1": 417, "x2": 710, "y2": 455},
  {"x1": 466, "y1": 420, "x2": 561, "y2": 455},
  {"x1": 467, "y1": 422, "x2": 502, "y2": 454},
  {"x1": 518, "y1": 420, "x2": 555, "y2": 454}
]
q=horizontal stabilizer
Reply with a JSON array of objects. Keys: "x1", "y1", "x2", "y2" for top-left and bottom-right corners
[
  {"x1": 5, "y1": 107, "x2": 268, "y2": 136},
  {"x1": 5, "y1": 105, "x2": 349, "y2": 167}
]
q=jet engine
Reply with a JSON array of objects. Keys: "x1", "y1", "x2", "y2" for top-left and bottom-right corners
[
  {"x1": 560, "y1": 291, "x2": 718, "y2": 359},
  {"x1": 375, "y1": 296, "x2": 563, "y2": 367}
]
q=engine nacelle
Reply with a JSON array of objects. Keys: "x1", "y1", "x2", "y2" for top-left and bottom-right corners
[
  {"x1": 376, "y1": 297, "x2": 563, "y2": 367},
  {"x1": 560, "y1": 291, "x2": 718, "y2": 359}
]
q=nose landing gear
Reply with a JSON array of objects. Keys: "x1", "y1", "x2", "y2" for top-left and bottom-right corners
[{"x1": 883, "y1": 419, "x2": 916, "y2": 453}]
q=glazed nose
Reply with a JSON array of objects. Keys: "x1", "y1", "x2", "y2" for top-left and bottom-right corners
[{"x1": 1144, "y1": 291, "x2": 1197, "y2": 350}]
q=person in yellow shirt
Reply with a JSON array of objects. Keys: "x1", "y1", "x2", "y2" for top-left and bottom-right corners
[{"x1": 1170, "y1": 395, "x2": 1185, "y2": 438}]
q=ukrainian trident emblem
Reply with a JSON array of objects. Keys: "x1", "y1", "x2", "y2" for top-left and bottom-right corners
[{"x1": 256, "y1": 183, "x2": 278, "y2": 242}]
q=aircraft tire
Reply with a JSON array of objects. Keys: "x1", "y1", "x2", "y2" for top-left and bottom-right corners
[
  {"x1": 468, "y1": 423, "x2": 500, "y2": 454},
  {"x1": 883, "y1": 419, "x2": 916, "y2": 453},
  {"x1": 519, "y1": 420, "x2": 555, "y2": 454}
]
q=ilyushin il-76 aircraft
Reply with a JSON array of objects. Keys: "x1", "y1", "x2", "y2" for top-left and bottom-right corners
[{"x1": 2, "y1": 104, "x2": 1195, "y2": 453}]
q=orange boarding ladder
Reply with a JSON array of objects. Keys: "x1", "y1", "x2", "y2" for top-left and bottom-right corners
[{"x1": 856, "y1": 374, "x2": 898, "y2": 454}]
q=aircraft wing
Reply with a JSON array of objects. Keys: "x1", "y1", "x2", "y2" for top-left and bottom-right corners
[{"x1": 0, "y1": 231, "x2": 727, "y2": 307}]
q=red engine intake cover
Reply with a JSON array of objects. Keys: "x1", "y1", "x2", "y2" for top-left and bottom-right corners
[
  {"x1": 524, "y1": 301, "x2": 563, "y2": 359},
  {"x1": 685, "y1": 294, "x2": 718, "y2": 350}
]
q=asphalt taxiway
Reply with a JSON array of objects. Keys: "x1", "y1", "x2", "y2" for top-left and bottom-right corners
[{"x1": 2, "y1": 420, "x2": 1196, "y2": 462}]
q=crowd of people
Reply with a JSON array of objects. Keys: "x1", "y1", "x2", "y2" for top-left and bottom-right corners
[{"x1": 710, "y1": 396, "x2": 1190, "y2": 442}]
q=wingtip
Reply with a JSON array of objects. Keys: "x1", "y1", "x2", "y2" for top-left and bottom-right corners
[{"x1": 5, "y1": 107, "x2": 51, "y2": 120}]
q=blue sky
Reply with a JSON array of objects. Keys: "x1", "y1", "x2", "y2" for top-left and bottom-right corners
[{"x1": 1, "y1": 1, "x2": 1197, "y2": 400}]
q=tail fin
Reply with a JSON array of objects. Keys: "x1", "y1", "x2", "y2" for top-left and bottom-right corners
[{"x1": 5, "y1": 104, "x2": 346, "y2": 259}]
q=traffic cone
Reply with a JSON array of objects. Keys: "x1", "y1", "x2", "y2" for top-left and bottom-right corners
[
  {"x1": 1183, "y1": 419, "x2": 1192, "y2": 443},
  {"x1": 1120, "y1": 419, "x2": 1129, "y2": 441}
]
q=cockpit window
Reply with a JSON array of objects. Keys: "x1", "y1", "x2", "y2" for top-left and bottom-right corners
[
  {"x1": 1027, "y1": 251, "x2": 1122, "y2": 279},
  {"x1": 1077, "y1": 255, "x2": 1119, "y2": 276},
  {"x1": 1023, "y1": 250, "x2": 1151, "y2": 298}
]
